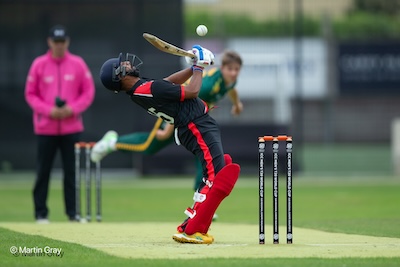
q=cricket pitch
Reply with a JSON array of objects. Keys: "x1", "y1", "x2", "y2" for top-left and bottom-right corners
[{"x1": 1, "y1": 222, "x2": 399, "y2": 259}]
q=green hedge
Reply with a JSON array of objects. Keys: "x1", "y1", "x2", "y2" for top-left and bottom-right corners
[
  {"x1": 334, "y1": 12, "x2": 400, "y2": 40},
  {"x1": 184, "y1": 11, "x2": 400, "y2": 40},
  {"x1": 184, "y1": 12, "x2": 319, "y2": 38}
]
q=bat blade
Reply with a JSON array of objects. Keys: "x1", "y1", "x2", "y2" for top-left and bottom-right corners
[{"x1": 143, "y1": 33, "x2": 196, "y2": 59}]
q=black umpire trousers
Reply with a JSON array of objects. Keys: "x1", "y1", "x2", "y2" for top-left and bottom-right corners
[{"x1": 33, "y1": 133, "x2": 80, "y2": 220}]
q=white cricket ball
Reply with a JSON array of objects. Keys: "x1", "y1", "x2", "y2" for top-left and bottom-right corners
[{"x1": 196, "y1": 25, "x2": 208, "y2": 37}]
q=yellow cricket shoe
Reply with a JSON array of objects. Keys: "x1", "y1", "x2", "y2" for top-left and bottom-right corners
[{"x1": 172, "y1": 232, "x2": 214, "y2": 244}]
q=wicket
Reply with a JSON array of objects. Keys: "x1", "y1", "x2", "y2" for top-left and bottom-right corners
[
  {"x1": 74, "y1": 142, "x2": 102, "y2": 222},
  {"x1": 258, "y1": 135, "x2": 292, "y2": 244}
]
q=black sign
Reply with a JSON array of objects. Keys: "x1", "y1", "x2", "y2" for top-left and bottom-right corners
[{"x1": 338, "y1": 42, "x2": 400, "y2": 95}]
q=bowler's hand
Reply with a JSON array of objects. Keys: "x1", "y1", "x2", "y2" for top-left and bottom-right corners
[{"x1": 231, "y1": 101, "x2": 243, "y2": 116}]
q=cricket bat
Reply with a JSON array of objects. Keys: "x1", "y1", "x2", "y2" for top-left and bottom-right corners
[{"x1": 143, "y1": 33, "x2": 197, "y2": 60}]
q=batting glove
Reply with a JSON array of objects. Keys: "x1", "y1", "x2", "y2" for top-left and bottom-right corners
[
  {"x1": 185, "y1": 53, "x2": 197, "y2": 65},
  {"x1": 185, "y1": 45, "x2": 214, "y2": 68},
  {"x1": 193, "y1": 45, "x2": 214, "y2": 68}
]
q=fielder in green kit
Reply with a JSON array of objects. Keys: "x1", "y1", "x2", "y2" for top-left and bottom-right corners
[{"x1": 91, "y1": 50, "x2": 243, "y2": 192}]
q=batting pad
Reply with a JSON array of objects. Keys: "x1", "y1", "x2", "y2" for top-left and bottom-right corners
[{"x1": 184, "y1": 163, "x2": 240, "y2": 235}]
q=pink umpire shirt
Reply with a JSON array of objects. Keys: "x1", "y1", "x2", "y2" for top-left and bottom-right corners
[{"x1": 25, "y1": 50, "x2": 95, "y2": 135}]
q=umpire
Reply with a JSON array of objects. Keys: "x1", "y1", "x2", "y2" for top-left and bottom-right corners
[{"x1": 25, "y1": 25, "x2": 95, "y2": 223}]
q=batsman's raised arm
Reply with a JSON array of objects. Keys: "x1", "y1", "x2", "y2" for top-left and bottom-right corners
[
  {"x1": 164, "y1": 67, "x2": 193, "y2": 85},
  {"x1": 165, "y1": 45, "x2": 215, "y2": 99},
  {"x1": 183, "y1": 69, "x2": 203, "y2": 99},
  {"x1": 184, "y1": 46, "x2": 214, "y2": 99},
  {"x1": 163, "y1": 66, "x2": 202, "y2": 99}
]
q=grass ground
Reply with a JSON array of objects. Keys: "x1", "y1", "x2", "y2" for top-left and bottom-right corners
[
  {"x1": 1, "y1": 143, "x2": 399, "y2": 266},
  {"x1": 0, "y1": 172, "x2": 400, "y2": 266},
  {"x1": 302, "y1": 143, "x2": 391, "y2": 175}
]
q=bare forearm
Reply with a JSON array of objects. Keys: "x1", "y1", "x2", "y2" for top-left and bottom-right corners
[
  {"x1": 184, "y1": 70, "x2": 203, "y2": 99},
  {"x1": 156, "y1": 123, "x2": 174, "y2": 141},
  {"x1": 164, "y1": 68, "x2": 193, "y2": 84},
  {"x1": 228, "y1": 89, "x2": 240, "y2": 105},
  {"x1": 228, "y1": 89, "x2": 243, "y2": 116}
]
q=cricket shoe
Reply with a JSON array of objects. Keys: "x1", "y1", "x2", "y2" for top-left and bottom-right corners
[
  {"x1": 90, "y1": 130, "x2": 118, "y2": 162},
  {"x1": 172, "y1": 232, "x2": 214, "y2": 244},
  {"x1": 36, "y1": 217, "x2": 49, "y2": 224}
]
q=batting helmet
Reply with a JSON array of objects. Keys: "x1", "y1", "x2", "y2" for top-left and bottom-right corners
[{"x1": 100, "y1": 53, "x2": 143, "y2": 93}]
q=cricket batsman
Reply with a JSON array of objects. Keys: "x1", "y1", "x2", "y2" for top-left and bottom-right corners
[{"x1": 98, "y1": 45, "x2": 240, "y2": 244}]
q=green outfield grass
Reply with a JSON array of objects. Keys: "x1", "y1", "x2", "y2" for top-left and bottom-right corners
[
  {"x1": 0, "y1": 171, "x2": 399, "y2": 266},
  {"x1": 302, "y1": 143, "x2": 392, "y2": 175}
]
